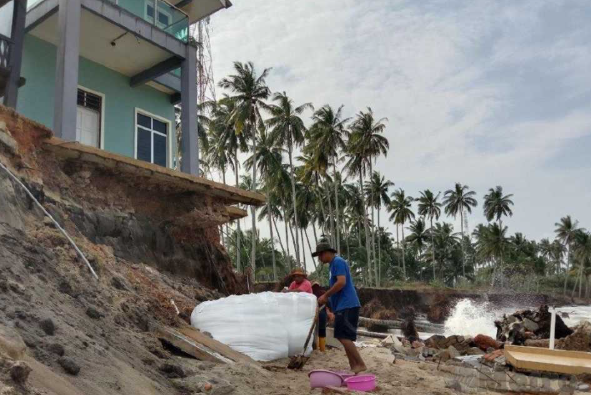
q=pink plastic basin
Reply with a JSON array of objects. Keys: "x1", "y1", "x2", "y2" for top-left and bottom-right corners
[
  {"x1": 335, "y1": 371, "x2": 355, "y2": 386},
  {"x1": 345, "y1": 374, "x2": 376, "y2": 392},
  {"x1": 308, "y1": 370, "x2": 344, "y2": 388}
]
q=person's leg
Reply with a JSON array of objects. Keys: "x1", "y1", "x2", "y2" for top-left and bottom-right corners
[
  {"x1": 340, "y1": 339, "x2": 367, "y2": 374},
  {"x1": 318, "y1": 308, "x2": 327, "y2": 352}
]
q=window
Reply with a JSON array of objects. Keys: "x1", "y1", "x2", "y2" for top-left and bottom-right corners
[
  {"x1": 76, "y1": 88, "x2": 103, "y2": 148},
  {"x1": 145, "y1": 1, "x2": 171, "y2": 29},
  {"x1": 135, "y1": 110, "x2": 169, "y2": 168},
  {"x1": 0, "y1": 0, "x2": 14, "y2": 38}
]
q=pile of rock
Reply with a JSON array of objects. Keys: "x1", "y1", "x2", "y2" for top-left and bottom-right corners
[
  {"x1": 386, "y1": 332, "x2": 503, "y2": 363},
  {"x1": 495, "y1": 305, "x2": 573, "y2": 345}
]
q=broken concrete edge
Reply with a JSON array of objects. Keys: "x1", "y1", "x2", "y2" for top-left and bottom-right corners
[
  {"x1": 226, "y1": 205, "x2": 248, "y2": 220},
  {"x1": 43, "y1": 137, "x2": 266, "y2": 207}
]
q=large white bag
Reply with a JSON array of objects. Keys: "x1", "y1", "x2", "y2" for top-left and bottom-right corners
[{"x1": 190, "y1": 292, "x2": 317, "y2": 361}]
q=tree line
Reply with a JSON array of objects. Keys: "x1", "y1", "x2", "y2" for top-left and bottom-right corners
[{"x1": 198, "y1": 61, "x2": 590, "y2": 296}]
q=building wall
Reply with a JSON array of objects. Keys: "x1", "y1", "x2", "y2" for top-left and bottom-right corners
[{"x1": 17, "y1": 35, "x2": 177, "y2": 164}]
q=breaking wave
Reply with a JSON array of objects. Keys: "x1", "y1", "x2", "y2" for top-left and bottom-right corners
[{"x1": 443, "y1": 299, "x2": 499, "y2": 337}]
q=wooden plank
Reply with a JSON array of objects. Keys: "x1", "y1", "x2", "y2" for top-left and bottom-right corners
[
  {"x1": 505, "y1": 345, "x2": 591, "y2": 375},
  {"x1": 177, "y1": 326, "x2": 258, "y2": 365},
  {"x1": 156, "y1": 326, "x2": 233, "y2": 364}
]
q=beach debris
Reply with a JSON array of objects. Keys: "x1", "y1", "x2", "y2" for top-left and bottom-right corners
[
  {"x1": 473, "y1": 335, "x2": 501, "y2": 351},
  {"x1": 495, "y1": 305, "x2": 573, "y2": 345}
]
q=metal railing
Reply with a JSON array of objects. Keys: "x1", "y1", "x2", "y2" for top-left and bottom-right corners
[
  {"x1": 110, "y1": 0, "x2": 189, "y2": 43},
  {"x1": 0, "y1": 33, "x2": 12, "y2": 70}
]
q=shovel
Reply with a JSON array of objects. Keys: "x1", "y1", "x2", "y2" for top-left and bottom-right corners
[{"x1": 288, "y1": 305, "x2": 325, "y2": 370}]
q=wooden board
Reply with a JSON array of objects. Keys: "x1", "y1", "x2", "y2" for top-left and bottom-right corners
[
  {"x1": 505, "y1": 345, "x2": 591, "y2": 375},
  {"x1": 157, "y1": 326, "x2": 233, "y2": 364},
  {"x1": 177, "y1": 326, "x2": 258, "y2": 365}
]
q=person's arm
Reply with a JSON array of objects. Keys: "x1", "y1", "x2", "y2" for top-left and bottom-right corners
[{"x1": 318, "y1": 276, "x2": 345, "y2": 305}]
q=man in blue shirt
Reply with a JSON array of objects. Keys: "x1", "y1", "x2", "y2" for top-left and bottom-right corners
[{"x1": 313, "y1": 238, "x2": 366, "y2": 374}]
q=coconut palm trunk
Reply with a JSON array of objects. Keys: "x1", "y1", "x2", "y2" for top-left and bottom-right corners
[
  {"x1": 234, "y1": 153, "x2": 241, "y2": 273},
  {"x1": 288, "y1": 221, "x2": 298, "y2": 267},
  {"x1": 563, "y1": 245, "x2": 571, "y2": 295},
  {"x1": 358, "y1": 172, "x2": 373, "y2": 284},
  {"x1": 326, "y1": 180, "x2": 336, "y2": 245},
  {"x1": 266, "y1": 185, "x2": 277, "y2": 281},
  {"x1": 288, "y1": 134, "x2": 301, "y2": 263},
  {"x1": 401, "y1": 223, "x2": 406, "y2": 279},
  {"x1": 249, "y1": 123, "x2": 257, "y2": 284},
  {"x1": 377, "y1": 206, "x2": 382, "y2": 285},
  {"x1": 304, "y1": 228, "x2": 317, "y2": 271},
  {"x1": 460, "y1": 208, "x2": 466, "y2": 277},
  {"x1": 283, "y1": 207, "x2": 291, "y2": 270},
  {"x1": 300, "y1": 227, "x2": 307, "y2": 270},
  {"x1": 333, "y1": 159, "x2": 341, "y2": 254},
  {"x1": 273, "y1": 217, "x2": 286, "y2": 255},
  {"x1": 430, "y1": 217, "x2": 436, "y2": 280}
]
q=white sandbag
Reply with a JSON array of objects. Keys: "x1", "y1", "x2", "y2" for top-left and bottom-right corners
[{"x1": 191, "y1": 292, "x2": 317, "y2": 361}]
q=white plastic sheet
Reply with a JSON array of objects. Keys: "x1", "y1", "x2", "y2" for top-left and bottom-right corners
[{"x1": 191, "y1": 292, "x2": 317, "y2": 361}]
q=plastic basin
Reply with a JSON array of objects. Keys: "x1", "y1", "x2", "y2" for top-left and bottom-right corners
[
  {"x1": 335, "y1": 371, "x2": 355, "y2": 386},
  {"x1": 345, "y1": 374, "x2": 376, "y2": 392},
  {"x1": 308, "y1": 370, "x2": 344, "y2": 388}
]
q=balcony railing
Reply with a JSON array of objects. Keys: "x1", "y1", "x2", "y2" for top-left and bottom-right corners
[
  {"x1": 0, "y1": 33, "x2": 12, "y2": 71},
  {"x1": 26, "y1": 0, "x2": 189, "y2": 43},
  {"x1": 111, "y1": 0, "x2": 189, "y2": 43}
]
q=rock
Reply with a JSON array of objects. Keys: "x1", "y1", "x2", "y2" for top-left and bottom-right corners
[
  {"x1": 86, "y1": 307, "x2": 101, "y2": 320},
  {"x1": 39, "y1": 318, "x2": 56, "y2": 336},
  {"x1": 8, "y1": 281, "x2": 25, "y2": 295},
  {"x1": 483, "y1": 349, "x2": 504, "y2": 363},
  {"x1": 48, "y1": 343, "x2": 65, "y2": 356},
  {"x1": 58, "y1": 357, "x2": 81, "y2": 375},
  {"x1": 10, "y1": 361, "x2": 32, "y2": 384},
  {"x1": 58, "y1": 280, "x2": 75, "y2": 297},
  {"x1": 0, "y1": 324, "x2": 27, "y2": 360},
  {"x1": 436, "y1": 350, "x2": 451, "y2": 362},
  {"x1": 523, "y1": 318, "x2": 539, "y2": 332},
  {"x1": 381, "y1": 335, "x2": 396, "y2": 346},
  {"x1": 412, "y1": 340, "x2": 425, "y2": 349},
  {"x1": 389, "y1": 334, "x2": 410, "y2": 355},
  {"x1": 524, "y1": 339, "x2": 550, "y2": 348},
  {"x1": 473, "y1": 334, "x2": 500, "y2": 351},
  {"x1": 159, "y1": 363, "x2": 186, "y2": 378},
  {"x1": 465, "y1": 347, "x2": 485, "y2": 356},
  {"x1": 447, "y1": 345, "x2": 460, "y2": 359},
  {"x1": 425, "y1": 335, "x2": 446, "y2": 349},
  {"x1": 111, "y1": 275, "x2": 128, "y2": 291},
  {"x1": 445, "y1": 379, "x2": 463, "y2": 392}
]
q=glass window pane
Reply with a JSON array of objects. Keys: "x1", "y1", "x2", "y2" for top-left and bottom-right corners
[
  {"x1": 146, "y1": 4, "x2": 154, "y2": 18},
  {"x1": 153, "y1": 134, "x2": 167, "y2": 167},
  {"x1": 137, "y1": 113, "x2": 151, "y2": 129},
  {"x1": 0, "y1": 1, "x2": 14, "y2": 38},
  {"x1": 153, "y1": 119, "x2": 167, "y2": 135},
  {"x1": 158, "y1": 12, "x2": 169, "y2": 26},
  {"x1": 137, "y1": 128, "x2": 152, "y2": 163}
]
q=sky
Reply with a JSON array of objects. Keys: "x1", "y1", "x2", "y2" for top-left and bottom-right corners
[{"x1": 206, "y1": 0, "x2": 591, "y2": 266}]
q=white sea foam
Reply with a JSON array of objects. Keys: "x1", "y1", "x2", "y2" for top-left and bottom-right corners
[{"x1": 443, "y1": 299, "x2": 502, "y2": 337}]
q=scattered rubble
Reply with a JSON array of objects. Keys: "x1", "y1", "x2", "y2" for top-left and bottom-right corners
[{"x1": 495, "y1": 305, "x2": 573, "y2": 345}]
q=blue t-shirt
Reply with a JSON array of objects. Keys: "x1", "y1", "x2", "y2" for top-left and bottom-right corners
[{"x1": 328, "y1": 256, "x2": 360, "y2": 312}]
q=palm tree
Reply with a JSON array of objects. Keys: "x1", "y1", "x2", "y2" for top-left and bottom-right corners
[
  {"x1": 205, "y1": 96, "x2": 248, "y2": 271},
  {"x1": 244, "y1": 127, "x2": 283, "y2": 280},
  {"x1": 219, "y1": 61, "x2": 272, "y2": 284},
  {"x1": 267, "y1": 92, "x2": 313, "y2": 265},
  {"x1": 483, "y1": 186, "x2": 514, "y2": 229},
  {"x1": 417, "y1": 190, "x2": 442, "y2": 280},
  {"x1": 555, "y1": 215, "x2": 579, "y2": 295},
  {"x1": 365, "y1": 172, "x2": 394, "y2": 285},
  {"x1": 573, "y1": 231, "x2": 591, "y2": 298},
  {"x1": 443, "y1": 183, "x2": 478, "y2": 277},
  {"x1": 389, "y1": 189, "x2": 415, "y2": 279},
  {"x1": 407, "y1": 218, "x2": 428, "y2": 260},
  {"x1": 350, "y1": 108, "x2": 389, "y2": 286},
  {"x1": 475, "y1": 223, "x2": 508, "y2": 286},
  {"x1": 308, "y1": 105, "x2": 349, "y2": 254}
]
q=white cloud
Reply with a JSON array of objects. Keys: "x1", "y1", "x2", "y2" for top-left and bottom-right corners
[{"x1": 208, "y1": 0, "x2": 591, "y2": 263}]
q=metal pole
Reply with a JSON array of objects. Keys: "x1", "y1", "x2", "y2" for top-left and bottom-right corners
[{"x1": 549, "y1": 307, "x2": 556, "y2": 350}]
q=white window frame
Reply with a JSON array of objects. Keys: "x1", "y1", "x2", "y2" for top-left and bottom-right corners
[
  {"x1": 77, "y1": 85, "x2": 105, "y2": 150},
  {"x1": 144, "y1": 0, "x2": 173, "y2": 30},
  {"x1": 133, "y1": 108, "x2": 172, "y2": 168}
]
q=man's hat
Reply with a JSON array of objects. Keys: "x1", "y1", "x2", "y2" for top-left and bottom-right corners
[
  {"x1": 311, "y1": 237, "x2": 337, "y2": 257},
  {"x1": 290, "y1": 268, "x2": 308, "y2": 277}
]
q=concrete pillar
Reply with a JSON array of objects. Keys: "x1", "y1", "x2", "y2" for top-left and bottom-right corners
[
  {"x1": 53, "y1": 0, "x2": 81, "y2": 141},
  {"x1": 180, "y1": 44, "x2": 198, "y2": 176},
  {"x1": 4, "y1": 0, "x2": 26, "y2": 109}
]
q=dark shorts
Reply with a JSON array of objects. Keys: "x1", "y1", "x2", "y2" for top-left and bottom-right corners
[{"x1": 334, "y1": 307, "x2": 360, "y2": 341}]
